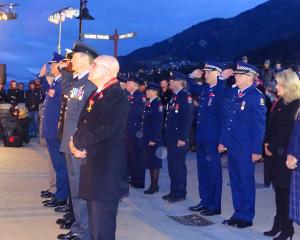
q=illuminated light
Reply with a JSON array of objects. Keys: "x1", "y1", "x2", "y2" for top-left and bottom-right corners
[
  {"x1": 83, "y1": 34, "x2": 110, "y2": 40},
  {"x1": 119, "y1": 32, "x2": 136, "y2": 39},
  {"x1": 3, "y1": 14, "x2": 7, "y2": 20}
]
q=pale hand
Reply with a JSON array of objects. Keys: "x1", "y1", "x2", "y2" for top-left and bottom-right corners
[
  {"x1": 264, "y1": 143, "x2": 272, "y2": 157},
  {"x1": 252, "y1": 154, "x2": 262, "y2": 162},
  {"x1": 148, "y1": 141, "x2": 156, "y2": 146},
  {"x1": 177, "y1": 140, "x2": 186, "y2": 147},
  {"x1": 286, "y1": 155, "x2": 298, "y2": 170},
  {"x1": 218, "y1": 144, "x2": 227, "y2": 153},
  {"x1": 221, "y1": 69, "x2": 234, "y2": 79},
  {"x1": 190, "y1": 69, "x2": 203, "y2": 78},
  {"x1": 39, "y1": 64, "x2": 47, "y2": 77},
  {"x1": 58, "y1": 61, "x2": 68, "y2": 69},
  {"x1": 69, "y1": 137, "x2": 87, "y2": 159}
]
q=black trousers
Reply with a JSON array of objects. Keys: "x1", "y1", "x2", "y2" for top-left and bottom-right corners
[
  {"x1": 274, "y1": 187, "x2": 290, "y2": 218},
  {"x1": 87, "y1": 200, "x2": 119, "y2": 240}
]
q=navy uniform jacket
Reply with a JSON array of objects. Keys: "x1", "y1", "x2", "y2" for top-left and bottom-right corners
[
  {"x1": 40, "y1": 76, "x2": 62, "y2": 140},
  {"x1": 60, "y1": 73, "x2": 97, "y2": 153},
  {"x1": 187, "y1": 77, "x2": 226, "y2": 143},
  {"x1": 0, "y1": 89, "x2": 7, "y2": 103},
  {"x1": 164, "y1": 89, "x2": 193, "y2": 144},
  {"x1": 220, "y1": 84, "x2": 266, "y2": 154},
  {"x1": 73, "y1": 83, "x2": 129, "y2": 201},
  {"x1": 57, "y1": 69, "x2": 76, "y2": 141},
  {"x1": 25, "y1": 89, "x2": 41, "y2": 112},
  {"x1": 126, "y1": 90, "x2": 146, "y2": 136},
  {"x1": 142, "y1": 97, "x2": 164, "y2": 146}
]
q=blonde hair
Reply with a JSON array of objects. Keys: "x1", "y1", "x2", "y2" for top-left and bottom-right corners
[{"x1": 276, "y1": 69, "x2": 300, "y2": 103}]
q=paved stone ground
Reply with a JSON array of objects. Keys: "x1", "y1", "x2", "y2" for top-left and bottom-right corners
[{"x1": 0, "y1": 140, "x2": 299, "y2": 240}]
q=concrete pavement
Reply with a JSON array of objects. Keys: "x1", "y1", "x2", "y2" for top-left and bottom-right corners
[{"x1": 0, "y1": 140, "x2": 299, "y2": 240}]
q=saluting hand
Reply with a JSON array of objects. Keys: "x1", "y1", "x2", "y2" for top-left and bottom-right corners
[
  {"x1": 177, "y1": 140, "x2": 186, "y2": 147},
  {"x1": 190, "y1": 69, "x2": 202, "y2": 79},
  {"x1": 218, "y1": 144, "x2": 227, "y2": 153},
  {"x1": 286, "y1": 155, "x2": 298, "y2": 170},
  {"x1": 39, "y1": 64, "x2": 47, "y2": 77},
  {"x1": 252, "y1": 154, "x2": 262, "y2": 162}
]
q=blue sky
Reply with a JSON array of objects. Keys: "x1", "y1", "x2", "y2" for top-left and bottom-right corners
[{"x1": 0, "y1": 0, "x2": 266, "y2": 83}]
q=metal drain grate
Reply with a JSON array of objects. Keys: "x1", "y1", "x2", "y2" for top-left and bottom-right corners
[{"x1": 169, "y1": 214, "x2": 214, "y2": 227}]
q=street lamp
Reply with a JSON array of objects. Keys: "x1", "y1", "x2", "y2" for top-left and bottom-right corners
[
  {"x1": 77, "y1": 0, "x2": 94, "y2": 40},
  {"x1": 0, "y1": 3, "x2": 19, "y2": 20},
  {"x1": 48, "y1": 7, "x2": 79, "y2": 54}
]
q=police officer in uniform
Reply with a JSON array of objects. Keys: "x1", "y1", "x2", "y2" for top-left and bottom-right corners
[
  {"x1": 162, "y1": 71, "x2": 193, "y2": 203},
  {"x1": 58, "y1": 41, "x2": 98, "y2": 240},
  {"x1": 219, "y1": 62, "x2": 266, "y2": 228},
  {"x1": 142, "y1": 82, "x2": 164, "y2": 194},
  {"x1": 40, "y1": 52, "x2": 69, "y2": 208},
  {"x1": 125, "y1": 76, "x2": 146, "y2": 188},
  {"x1": 187, "y1": 61, "x2": 225, "y2": 216}
]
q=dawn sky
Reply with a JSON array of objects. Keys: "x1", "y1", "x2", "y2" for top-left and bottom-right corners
[{"x1": 0, "y1": 0, "x2": 267, "y2": 83}]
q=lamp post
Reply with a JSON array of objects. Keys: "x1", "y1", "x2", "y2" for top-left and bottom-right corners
[
  {"x1": 48, "y1": 7, "x2": 79, "y2": 54},
  {"x1": 77, "y1": 0, "x2": 94, "y2": 40}
]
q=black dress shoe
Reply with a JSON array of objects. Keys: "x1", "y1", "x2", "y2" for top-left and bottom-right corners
[
  {"x1": 41, "y1": 191, "x2": 54, "y2": 198},
  {"x1": 130, "y1": 182, "x2": 145, "y2": 189},
  {"x1": 235, "y1": 220, "x2": 253, "y2": 228},
  {"x1": 42, "y1": 197, "x2": 54, "y2": 204},
  {"x1": 55, "y1": 204, "x2": 71, "y2": 213},
  {"x1": 56, "y1": 216, "x2": 74, "y2": 225},
  {"x1": 60, "y1": 219, "x2": 74, "y2": 230},
  {"x1": 63, "y1": 213, "x2": 72, "y2": 219},
  {"x1": 223, "y1": 218, "x2": 238, "y2": 226},
  {"x1": 201, "y1": 209, "x2": 221, "y2": 216},
  {"x1": 162, "y1": 193, "x2": 172, "y2": 200},
  {"x1": 189, "y1": 203, "x2": 206, "y2": 212},
  {"x1": 43, "y1": 198, "x2": 67, "y2": 208},
  {"x1": 57, "y1": 231, "x2": 78, "y2": 240},
  {"x1": 41, "y1": 189, "x2": 50, "y2": 195},
  {"x1": 144, "y1": 185, "x2": 159, "y2": 194},
  {"x1": 168, "y1": 196, "x2": 186, "y2": 203}
]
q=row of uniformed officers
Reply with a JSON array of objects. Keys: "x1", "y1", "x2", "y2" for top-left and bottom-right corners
[{"x1": 37, "y1": 39, "x2": 299, "y2": 240}]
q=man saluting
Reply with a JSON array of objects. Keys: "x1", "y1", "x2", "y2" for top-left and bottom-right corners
[{"x1": 69, "y1": 55, "x2": 129, "y2": 240}]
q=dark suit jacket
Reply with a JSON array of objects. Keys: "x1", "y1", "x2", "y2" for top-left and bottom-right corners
[
  {"x1": 264, "y1": 98, "x2": 300, "y2": 188},
  {"x1": 73, "y1": 83, "x2": 129, "y2": 201}
]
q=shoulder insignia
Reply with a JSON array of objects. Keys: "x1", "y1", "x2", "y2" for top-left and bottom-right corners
[{"x1": 260, "y1": 98, "x2": 265, "y2": 106}]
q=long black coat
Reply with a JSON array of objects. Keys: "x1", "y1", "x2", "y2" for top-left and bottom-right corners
[
  {"x1": 264, "y1": 98, "x2": 300, "y2": 188},
  {"x1": 73, "y1": 83, "x2": 129, "y2": 201}
]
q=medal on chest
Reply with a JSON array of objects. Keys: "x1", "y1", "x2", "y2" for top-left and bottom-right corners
[
  {"x1": 145, "y1": 101, "x2": 151, "y2": 108},
  {"x1": 86, "y1": 78, "x2": 117, "y2": 113},
  {"x1": 241, "y1": 101, "x2": 246, "y2": 110},
  {"x1": 175, "y1": 104, "x2": 180, "y2": 113},
  {"x1": 208, "y1": 92, "x2": 215, "y2": 106}
]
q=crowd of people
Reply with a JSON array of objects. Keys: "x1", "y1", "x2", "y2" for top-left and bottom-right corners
[
  {"x1": 0, "y1": 79, "x2": 45, "y2": 144},
  {"x1": 1, "y1": 41, "x2": 300, "y2": 240}
]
